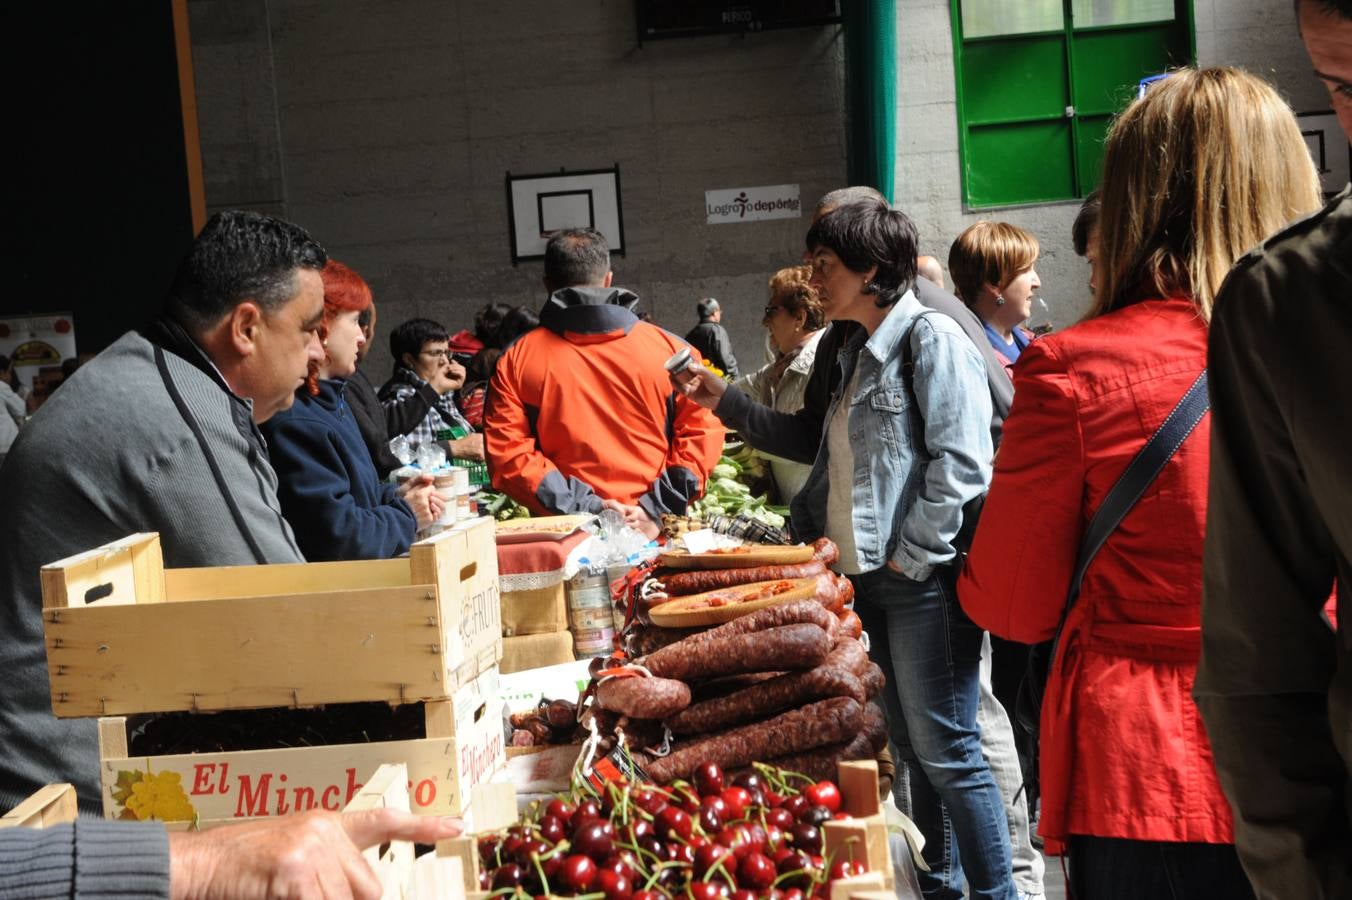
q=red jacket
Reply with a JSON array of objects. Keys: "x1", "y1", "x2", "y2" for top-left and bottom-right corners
[
  {"x1": 958, "y1": 298, "x2": 1234, "y2": 853},
  {"x1": 485, "y1": 287, "x2": 723, "y2": 516}
]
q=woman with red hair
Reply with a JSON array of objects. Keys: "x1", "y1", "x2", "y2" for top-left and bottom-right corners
[{"x1": 262, "y1": 259, "x2": 441, "y2": 560}]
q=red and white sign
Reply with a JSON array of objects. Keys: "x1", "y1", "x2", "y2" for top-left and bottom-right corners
[{"x1": 0, "y1": 313, "x2": 76, "y2": 390}]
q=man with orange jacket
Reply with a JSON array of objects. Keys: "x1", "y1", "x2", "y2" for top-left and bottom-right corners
[{"x1": 485, "y1": 229, "x2": 723, "y2": 537}]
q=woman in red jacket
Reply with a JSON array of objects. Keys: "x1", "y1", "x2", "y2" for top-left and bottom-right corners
[{"x1": 957, "y1": 67, "x2": 1322, "y2": 899}]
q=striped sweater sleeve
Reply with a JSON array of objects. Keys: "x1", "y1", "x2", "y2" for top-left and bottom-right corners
[{"x1": 0, "y1": 821, "x2": 170, "y2": 899}]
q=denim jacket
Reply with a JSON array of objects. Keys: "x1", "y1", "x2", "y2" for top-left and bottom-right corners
[{"x1": 789, "y1": 290, "x2": 993, "y2": 580}]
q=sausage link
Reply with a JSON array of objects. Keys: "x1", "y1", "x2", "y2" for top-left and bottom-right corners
[
  {"x1": 836, "y1": 574, "x2": 855, "y2": 607},
  {"x1": 812, "y1": 537, "x2": 840, "y2": 566},
  {"x1": 643, "y1": 697, "x2": 862, "y2": 783},
  {"x1": 824, "y1": 638, "x2": 869, "y2": 676},
  {"x1": 659, "y1": 559, "x2": 827, "y2": 596},
  {"x1": 641, "y1": 623, "x2": 831, "y2": 682},
  {"x1": 836, "y1": 608, "x2": 863, "y2": 640},
  {"x1": 665, "y1": 600, "x2": 837, "y2": 648},
  {"x1": 596, "y1": 676, "x2": 691, "y2": 719},
  {"x1": 859, "y1": 662, "x2": 885, "y2": 699},
  {"x1": 815, "y1": 572, "x2": 844, "y2": 613},
  {"x1": 762, "y1": 701, "x2": 887, "y2": 781},
  {"x1": 666, "y1": 664, "x2": 866, "y2": 735}
]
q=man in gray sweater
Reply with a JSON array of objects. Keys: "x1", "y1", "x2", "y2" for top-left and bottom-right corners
[{"x1": 0, "y1": 210, "x2": 326, "y2": 819}]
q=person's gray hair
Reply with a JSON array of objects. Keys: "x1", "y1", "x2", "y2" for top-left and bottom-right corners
[
  {"x1": 696, "y1": 297, "x2": 720, "y2": 319},
  {"x1": 815, "y1": 186, "x2": 888, "y2": 217},
  {"x1": 544, "y1": 229, "x2": 610, "y2": 290}
]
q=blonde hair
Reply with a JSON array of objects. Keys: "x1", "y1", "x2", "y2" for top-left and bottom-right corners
[
  {"x1": 766, "y1": 265, "x2": 824, "y2": 330},
  {"x1": 947, "y1": 221, "x2": 1040, "y2": 307},
  {"x1": 1092, "y1": 67, "x2": 1322, "y2": 323}
]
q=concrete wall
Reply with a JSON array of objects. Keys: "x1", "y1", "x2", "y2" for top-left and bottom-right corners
[
  {"x1": 892, "y1": 0, "x2": 1326, "y2": 328},
  {"x1": 188, "y1": 0, "x2": 847, "y2": 377}
]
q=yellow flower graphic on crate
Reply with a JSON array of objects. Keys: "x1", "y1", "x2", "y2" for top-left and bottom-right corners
[{"x1": 112, "y1": 769, "x2": 196, "y2": 822}]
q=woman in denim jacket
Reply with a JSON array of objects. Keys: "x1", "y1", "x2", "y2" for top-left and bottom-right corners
[{"x1": 678, "y1": 199, "x2": 1012, "y2": 899}]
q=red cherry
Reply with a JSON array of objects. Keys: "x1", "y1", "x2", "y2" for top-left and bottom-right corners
[
  {"x1": 720, "y1": 787, "x2": 752, "y2": 820},
  {"x1": 575, "y1": 798, "x2": 603, "y2": 821},
  {"x1": 600, "y1": 852, "x2": 637, "y2": 881},
  {"x1": 731, "y1": 771, "x2": 764, "y2": 793},
  {"x1": 765, "y1": 807, "x2": 795, "y2": 830},
  {"x1": 828, "y1": 858, "x2": 866, "y2": 880},
  {"x1": 738, "y1": 851, "x2": 777, "y2": 890},
  {"x1": 689, "y1": 882, "x2": 729, "y2": 900},
  {"x1": 597, "y1": 869, "x2": 633, "y2": 900},
  {"x1": 571, "y1": 820, "x2": 614, "y2": 860},
  {"x1": 545, "y1": 798, "x2": 577, "y2": 823},
  {"x1": 693, "y1": 761, "x2": 725, "y2": 796},
  {"x1": 491, "y1": 863, "x2": 524, "y2": 889},
  {"x1": 803, "y1": 781, "x2": 842, "y2": 814},
  {"x1": 790, "y1": 822, "x2": 822, "y2": 854},
  {"x1": 731, "y1": 892, "x2": 758, "y2": 900},
  {"x1": 631, "y1": 893, "x2": 663, "y2": 900},
  {"x1": 538, "y1": 815, "x2": 565, "y2": 844},
  {"x1": 763, "y1": 788, "x2": 784, "y2": 809},
  {"x1": 698, "y1": 805, "x2": 723, "y2": 834},
  {"x1": 632, "y1": 787, "x2": 669, "y2": 816},
  {"x1": 561, "y1": 854, "x2": 599, "y2": 892},
  {"x1": 658, "y1": 805, "x2": 694, "y2": 841},
  {"x1": 782, "y1": 794, "x2": 811, "y2": 821},
  {"x1": 695, "y1": 842, "x2": 735, "y2": 877}
]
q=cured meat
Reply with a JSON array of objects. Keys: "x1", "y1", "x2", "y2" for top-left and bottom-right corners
[
  {"x1": 659, "y1": 559, "x2": 828, "y2": 596},
  {"x1": 596, "y1": 675, "x2": 691, "y2": 719},
  {"x1": 666, "y1": 662, "x2": 867, "y2": 735},
  {"x1": 643, "y1": 697, "x2": 863, "y2": 783},
  {"x1": 640, "y1": 623, "x2": 832, "y2": 682}
]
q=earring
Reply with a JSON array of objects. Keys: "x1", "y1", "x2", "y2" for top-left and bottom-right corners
[
  {"x1": 862, "y1": 281, "x2": 880, "y2": 294},
  {"x1": 995, "y1": 295, "x2": 1006, "y2": 307}
]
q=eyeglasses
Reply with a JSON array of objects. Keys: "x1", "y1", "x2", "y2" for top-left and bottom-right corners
[
  {"x1": 420, "y1": 349, "x2": 450, "y2": 361},
  {"x1": 763, "y1": 305, "x2": 785, "y2": 316}
]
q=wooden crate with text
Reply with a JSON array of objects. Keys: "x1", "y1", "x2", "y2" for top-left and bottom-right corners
[
  {"x1": 41, "y1": 518, "x2": 501, "y2": 718},
  {"x1": 96, "y1": 667, "x2": 505, "y2": 827}
]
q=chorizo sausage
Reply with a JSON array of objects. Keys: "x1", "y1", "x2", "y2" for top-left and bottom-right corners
[
  {"x1": 859, "y1": 662, "x2": 886, "y2": 699},
  {"x1": 836, "y1": 608, "x2": 863, "y2": 640},
  {"x1": 659, "y1": 559, "x2": 827, "y2": 596},
  {"x1": 640, "y1": 622, "x2": 832, "y2": 682},
  {"x1": 812, "y1": 537, "x2": 839, "y2": 566},
  {"x1": 596, "y1": 676, "x2": 691, "y2": 719},
  {"x1": 643, "y1": 697, "x2": 863, "y2": 783},
  {"x1": 666, "y1": 663, "x2": 867, "y2": 735},
  {"x1": 669, "y1": 600, "x2": 837, "y2": 647},
  {"x1": 814, "y1": 572, "x2": 844, "y2": 613},
  {"x1": 824, "y1": 637, "x2": 869, "y2": 676},
  {"x1": 762, "y1": 701, "x2": 887, "y2": 780},
  {"x1": 835, "y1": 574, "x2": 855, "y2": 607}
]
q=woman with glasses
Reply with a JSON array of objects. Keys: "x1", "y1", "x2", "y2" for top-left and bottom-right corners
[
  {"x1": 378, "y1": 318, "x2": 485, "y2": 461},
  {"x1": 731, "y1": 265, "x2": 826, "y2": 502}
]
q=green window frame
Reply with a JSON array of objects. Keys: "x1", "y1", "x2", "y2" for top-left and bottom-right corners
[{"x1": 950, "y1": 0, "x2": 1196, "y2": 209}]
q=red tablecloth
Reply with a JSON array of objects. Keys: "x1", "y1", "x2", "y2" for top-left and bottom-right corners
[{"x1": 496, "y1": 530, "x2": 590, "y2": 591}]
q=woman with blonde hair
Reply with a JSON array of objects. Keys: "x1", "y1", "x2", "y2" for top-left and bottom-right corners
[
  {"x1": 947, "y1": 222, "x2": 1041, "y2": 375},
  {"x1": 958, "y1": 67, "x2": 1321, "y2": 899},
  {"x1": 732, "y1": 264, "x2": 826, "y2": 501}
]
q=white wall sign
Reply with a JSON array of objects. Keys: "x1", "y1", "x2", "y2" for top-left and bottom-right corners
[
  {"x1": 1298, "y1": 111, "x2": 1351, "y2": 198},
  {"x1": 706, "y1": 184, "x2": 802, "y2": 224}
]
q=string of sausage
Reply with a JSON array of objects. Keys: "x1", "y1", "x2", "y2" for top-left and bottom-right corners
[{"x1": 643, "y1": 696, "x2": 863, "y2": 784}]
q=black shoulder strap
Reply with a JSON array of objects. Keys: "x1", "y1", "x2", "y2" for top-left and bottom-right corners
[{"x1": 1052, "y1": 369, "x2": 1210, "y2": 638}]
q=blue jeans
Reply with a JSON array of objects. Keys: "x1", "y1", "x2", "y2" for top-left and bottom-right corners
[
  {"x1": 854, "y1": 565, "x2": 1016, "y2": 900},
  {"x1": 1068, "y1": 836, "x2": 1256, "y2": 900}
]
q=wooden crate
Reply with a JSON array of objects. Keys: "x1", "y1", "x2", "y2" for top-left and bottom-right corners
[
  {"x1": 42, "y1": 518, "x2": 502, "y2": 718},
  {"x1": 96, "y1": 667, "x2": 505, "y2": 827},
  {"x1": 0, "y1": 783, "x2": 78, "y2": 829}
]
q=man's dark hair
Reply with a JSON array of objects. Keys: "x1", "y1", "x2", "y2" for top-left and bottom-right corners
[
  {"x1": 1072, "y1": 190, "x2": 1101, "y2": 257},
  {"x1": 805, "y1": 200, "x2": 919, "y2": 308},
  {"x1": 696, "y1": 298, "x2": 720, "y2": 320},
  {"x1": 497, "y1": 306, "x2": 540, "y2": 347},
  {"x1": 389, "y1": 317, "x2": 449, "y2": 369},
  {"x1": 166, "y1": 210, "x2": 326, "y2": 336},
  {"x1": 474, "y1": 302, "x2": 512, "y2": 347},
  {"x1": 544, "y1": 229, "x2": 610, "y2": 291},
  {"x1": 1295, "y1": 0, "x2": 1352, "y2": 21}
]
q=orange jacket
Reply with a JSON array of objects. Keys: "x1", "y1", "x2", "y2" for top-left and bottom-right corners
[
  {"x1": 485, "y1": 287, "x2": 724, "y2": 518},
  {"x1": 959, "y1": 298, "x2": 1234, "y2": 853}
]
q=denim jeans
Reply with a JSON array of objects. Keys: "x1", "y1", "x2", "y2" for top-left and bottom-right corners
[
  {"x1": 854, "y1": 565, "x2": 1016, "y2": 900},
  {"x1": 1068, "y1": 836, "x2": 1256, "y2": 900}
]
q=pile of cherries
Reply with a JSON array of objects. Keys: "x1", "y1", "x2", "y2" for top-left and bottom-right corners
[{"x1": 476, "y1": 761, "x2": 870, "y2": 899}]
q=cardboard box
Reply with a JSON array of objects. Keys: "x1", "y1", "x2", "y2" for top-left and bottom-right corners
[
  {"x1": 97, "y1": 668, "x2": 506, "y2": 826},
  {"x1": 42, "y1": 519, "x2": 502, "y2": 717},
  {"x1": 500, "y1": 631, "x2": 574, "y2": 674},
  {"x1": 500, "y1": 583, "x2": 568, "y2": 636}
]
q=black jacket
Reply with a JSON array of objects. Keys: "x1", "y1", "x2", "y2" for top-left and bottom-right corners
[{"x1": 685, "y1": 321, "x2": 740, "y2": 380}]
